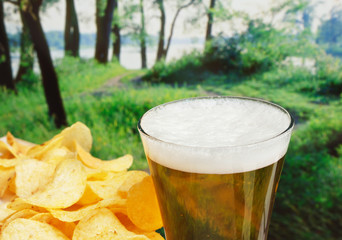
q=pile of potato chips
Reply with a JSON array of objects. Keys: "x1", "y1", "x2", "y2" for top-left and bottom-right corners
[{"x1": 0, "y1": 122, "x2": 163, "y2": 239}]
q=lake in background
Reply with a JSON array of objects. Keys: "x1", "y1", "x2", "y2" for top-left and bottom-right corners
[{"x1": 10, "y1": 42, "x2": 204, "y2": 75}]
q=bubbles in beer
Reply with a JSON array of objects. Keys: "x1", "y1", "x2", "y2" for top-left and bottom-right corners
[{"x1": 139, "y1": 97, "x2": 293, "y2": 174}]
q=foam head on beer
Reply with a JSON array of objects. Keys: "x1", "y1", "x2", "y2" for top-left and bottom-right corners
[{"x1": 139, "y1": 97, "x2": 294, "y2": 174}]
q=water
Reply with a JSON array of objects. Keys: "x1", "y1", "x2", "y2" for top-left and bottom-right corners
[{"x1": 10, "y1": 43, "x2": 203, "y2": 74}]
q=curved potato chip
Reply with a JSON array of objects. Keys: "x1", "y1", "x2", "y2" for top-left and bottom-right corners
[
  {"x1": 49, "y1": 197, "x2": 126, "y2": 222},
  {"x1": 15, "y1": 159, "x2": 55, "y2": 198},
  {"x1": 72, "y1": 208, "x2": 122, "y2": 240},
  {"x1": 87, "y1": 172, "x2": 127, "y2": 200},
  {"x1": 26, "y1": 135, "x2": 64, "y2": 159},
  {"x1": 0, "y1": 200, "x2": 15, "y2": 223},
  {"x1": 0, "y1": 141, "x2": 17, "y2": 159},
  {"x1": 58, "y1": 122, "x2": 92, "y2": 152},
  {"x1": 23, "y1": 158, "x2": 86, "y2": 208},
  {"x1": 30, "y1": 213, "x2": 76, "y2": 239},
  {"x1": 77, "y1": 184, "x2": 102, "y2": 205},
  {"x1": 144, "y1": 231, "x2": 165, "y2": 240},
  {"x1": 1, "y1": 218, "x2": 69, "y2": 240},
  {"x1": 76, "y1": 143, "x2": 132, "y2": 172},
  {"x1": 118, "y1": 171, "x2": 149, "y2": 198},
  {"x1": 127, "y1": 176, "x2": 163, "y2": 232},
  {"x1": 0, "y1": 159, "x2": 19, "y2": 168},
  {"x1": 6, "y1": 132, "x2": 32, "y2": 156},
  {"x1": 0, "y1": 167, "x2": 15, "y2": 197},
  {"x1": 1, "y1": 209, "x2": 38, "y2": 231}
]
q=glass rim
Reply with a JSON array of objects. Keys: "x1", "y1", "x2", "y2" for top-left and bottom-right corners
[{"x1": 137, "y1": 96, "x2": 295, "y2": 150}]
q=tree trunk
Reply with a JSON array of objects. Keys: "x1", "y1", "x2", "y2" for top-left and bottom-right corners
[
  {"x1": 156, "y1": 0, "x2": 165, "y2": 62},
  {"x1": 15, "y1": 8, "x2": 34, "y2": 83},
  {"x1": 140, "y1": 0, "x2": 146, "y2": 68},
  {"x1": 64, "y1": 0, "x2": 80, "y2": 57},
  {"x1": 20, "y1": 0, "x2": 67, "y2": 128},
  {"x1": 95, "y1": 0, "x2": 115, "y2": 63},
  {"x1": 0, "y1": 0, "x2": 15, "y2": 91},
  {"x1": 205, "y1": 0, "x2": 216, "y2": 42},
  {"x1": 112, "y1": 0, "x2": 120, "y2": 62}
]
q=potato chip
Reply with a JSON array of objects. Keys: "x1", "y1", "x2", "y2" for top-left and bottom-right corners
[
  {"x1": 15, "y1": 159, "x2": 55, "y2": 198},
  {"x1": 6, "y1": 198, "x2": 46, "y2": 212},
  {"x1": 127, "y1": 176, "x2": 163, "y2": 232},
  {"x1": 118, "y1": 170, "x2": 149, "y2": 198},
  {"x1": 77, "y1": 184, "x2": 102, "y2": 205},
  {"x1": 56, "y1": 121, "x2": 92, "y2": 152},
  {"x1": 144, "y1": 232, "x2": 165, "y2": 240},
  {"x1": 0, "y1": 159, "x2": 19, "y2": 168},
  {"x1": 26, "y1": 135, "x2": 64, "y2": 159},
  {"x1": 1, "y1": 209, "x2": 38, "y2": 231},
  {"x1": 0, "y1": 167, "x2": 15, "y2": 197},
  {"x1": 6, "y1": 132, "x2": 31, "y2": 156},
  {"x1": 22, "y1": 158, "x2": 86, "y2": 209},
  {"x1": 49, "y1": 197, "x2": 126, "y2": 222},
  {"x1": 76, "y1": 143, "x2": 133, "y2": 172},
  {"x1": 1, "y1": 218, "x2": 69, "y2": 240},
  {"x1": 87, "y1": 172, "x2": 127, "y2": 200},
  {"x1": 31, "y1": 213, "x2": 76, "y2": 239},
  {"x1": 0, "y1": 141, "x2": 17, "y2": 159},
  {"x1": 0, "y1": 201, "x2": 15, "y2": 223},
  {"x1": 72, "y1": 208, "x2": 122, "y2": 240}
]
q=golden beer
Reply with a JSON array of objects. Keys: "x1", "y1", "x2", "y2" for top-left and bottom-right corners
[{"x1": 138, "y1": 97, "x2": 294, "y2": 240}]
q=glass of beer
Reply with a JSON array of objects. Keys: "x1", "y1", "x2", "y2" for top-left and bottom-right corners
[{"x1": 138, "y1": 96, "x2": 294, "y2": 240}]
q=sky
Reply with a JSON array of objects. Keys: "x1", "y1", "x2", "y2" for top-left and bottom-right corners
[{"x1": 4, "y1": 0, "x2": 341, "y2": 37}]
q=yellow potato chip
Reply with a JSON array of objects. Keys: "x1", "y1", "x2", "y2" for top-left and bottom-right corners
[
  {"x1": 118, "y1": 170, "x2": 149, "y2": 198},
  {"x1": 87, "y1": 172, "x2": 127, "y2": 200},
  {"x1": 0, "y1": 167, "x2": 15, "y2": 197},
  {"x1": 49, "y1": 197, "x2": 126, "y2": 222},
  {"x1": 26, "y1": 135, "x2": 64, "y2": 160},
  {"x1": 30, "y1": 213, "x2": 76, "y2": 239},
  {"x1": 0, "y1": 159, "x2": 19, "y2": 168},
  {"x1": 6, "y1": 132, "x2": 31, "y2": 156},
  {"x1": 144, "y1": 231, "x2": 165, "y2": 240},
  {"x1": 77, "y1": 184, "x2": 102, "y2": 205},
  {"x1": 0, "y1": 201, "x2": 15, "y2": 223},
  {"x1": 72, "y1": 208, "x2": 123, "y2": 240},
  {"x1": 1, "y1": 209, "x2": 38, "y2": 231},
  {"x1": 1, "y1": 218, "x2": 69, "y2": 240},
  {"x1": 76, "y1": 143, "x2": 133, "y2": 172},
  {"x1": 127, "y1": 176, "x2": 163, "y2": 232},
  {"x1": 15, "y1": 159, "x2": 55, "y2": 198},
  {"x1": 0, "y1": 141, "x2": 17, "y2": 159},
  {"x1": 57, "y1": 122, "x2": 92, "y2": 152},
  {"x1": 6, "y1": 198, "x2": 46, "y2": 212},
  {"x1": 41, "y1": 147, "x2": 74, "y2": 165},
  {"x1": 22, "y1": 158, "x2": 86, "y2": 209}
]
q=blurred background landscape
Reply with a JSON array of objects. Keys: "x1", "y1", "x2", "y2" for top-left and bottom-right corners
[{"x1": 1, "y1": 0, "x2": 342, "y2": 239}]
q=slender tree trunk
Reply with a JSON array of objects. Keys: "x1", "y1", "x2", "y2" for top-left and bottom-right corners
[
  {"x1": 0, "y1": 0, "x2": 15, "y2": 90},
  {"x1": 140, "y1": 0, "x2": 146, "y2": 68},
  {"x1": 95, "y1": 0, "x2": 115, "y2": 63},
  {"x1": 15, "y1": 9, "x2": 34, "y2": 83},
  {"x1": 20, "y1": 0, "x2": 67, "y2": 128},
  {"x1": 64, "y1": 0, "x2": 80, "y2": 57},
  {"x1": 205, "y1": 0, "x2": 216, "y2": 42},
  {"x1": 156, "y1": 0, "x2": 165, "y2": 62},
  {"x1": 112, "y1": 0, "x2": 120, "y2": 62}
]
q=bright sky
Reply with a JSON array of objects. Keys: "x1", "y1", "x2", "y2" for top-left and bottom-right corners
[{"x1": 4, "y1": 0, "x2": 340, "y2": 37}]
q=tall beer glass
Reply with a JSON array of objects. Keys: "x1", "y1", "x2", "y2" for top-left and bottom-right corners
[{"x1": 138, "y1": 97, "x2": 294, "y2": 240}]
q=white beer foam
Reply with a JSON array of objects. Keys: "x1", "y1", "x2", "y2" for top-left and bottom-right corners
[{"x1": 139, "y1": 97, "x2": 293, "y2": 174}]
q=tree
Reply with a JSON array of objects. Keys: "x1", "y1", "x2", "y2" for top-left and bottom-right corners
[
  {"x1": 0, "y1": 0, "x2": 15, "y2": 91},
  {"x1": 19, "y1": 0, "x2": 67, "y2": 128},
  {"x1": 15, "y1": 8, "x2": 34, "y2": 83},
  {"x1": 155, "y1": 0, "x2": 195, "y2": 62},
  {"x1": 112, "y1": 0, "x2": 120, "y2": 61},
  {"x1": 95, "y1": 0, "x2": 116, "y2": 63},
  {"x1": 205, "y1": 0, "x2": 216, "y2": 42},
  {"x1": 65, "y1": 0, "x2": 80, "y2": 57},
  {"x1": 139, "y1": 0, "x2": 146, "y2": 68}
]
